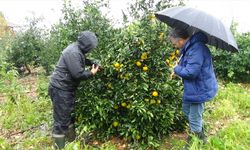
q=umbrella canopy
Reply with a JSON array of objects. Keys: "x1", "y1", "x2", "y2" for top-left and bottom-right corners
[{"x1": 155, "y1": 6, "x2": 239, "y2": 52}]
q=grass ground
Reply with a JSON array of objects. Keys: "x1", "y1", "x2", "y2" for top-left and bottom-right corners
[
  {"x1": 160, "y1": 82, "x2": 250, "y2": 150},
  {"x1": 0, "y1": 73, "x2": 249, "y2": 150}
]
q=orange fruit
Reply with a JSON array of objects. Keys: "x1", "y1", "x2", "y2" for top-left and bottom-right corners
[
  {"x1": 114, "y1": 63, "x2": 120, "y2": 68},
  {"x1": 150, "y1": 99, "x2": 156, "y2": 104},
  {"x1": 136, "y1": 61, "x2": 142, "y2": 67},
  {"x1": 170, "y1": 52, "x2": 175, "y2": 56},
  {"x1": 169, "y1": 55, "x2": 175, "y2": 61},
  {"x1": 166, "y1": 59, "x2": 170, "y2": 64},
  {"x1": 159, "y1": 32, "x2": 164, "y2": 40},
  {"x1": 136, "y1": 38, "x2": 144, "y2": 45},
  {"x1": 107, "y1": 83, "x2": 113, "y2": 89},
  {"x1": 143, "y1": 66, "x2": 149, "y2": 71},
  {"x1": 152, "y1": 91, "x2": 159, "y2": 97},
  {"x1": 114, "y1": 105, "x2": 119, "y2": 109},
  {"x1": 125, "y1": 73, "x2": 129, "y2": 77},
  {"x1": 121, "y1": 102, "x2": 127, "y2": 107},
  {"x1": 126, "y1": 104, "x2": 131, "y2": 109},
  {"x1": 175, "y1": 49, "x2": 180, "y2": 55},
  {"x1": 141, "y1": 52, "x2": 148, "y2": 60},
  {"x1": 136, "y1": 135, "x2": 141, "y2": 140},
  {"x1": 169, "y1": 64, "x2": 174, "y2": 68},
  {"x1": 149, "y1": 14, "x2": 156, "y2": 20},
  {"x1": 112, "y1": 121, "x2": 119, "y2": 127},
  {"x1": 120, "y1": 74, "x2": 123, "y2": 79}
]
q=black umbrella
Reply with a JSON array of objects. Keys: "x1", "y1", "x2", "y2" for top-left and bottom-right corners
[{"x1": 155, "y1": 6, "x2": 239, "y2": 52}]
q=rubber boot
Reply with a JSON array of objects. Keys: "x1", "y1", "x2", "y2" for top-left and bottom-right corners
[
  {"x1": 53, "y1": 134, "x2": 65, "y2": 150},
  {"x1": 183, "y1": 129, "x2": 207, "y2": 150},
  {"x1": 196, "y1": 129, "x2": 207, "y2": 144},
  {"x1": 65, "y1": 124, "x2": 76, "y2": 142}
]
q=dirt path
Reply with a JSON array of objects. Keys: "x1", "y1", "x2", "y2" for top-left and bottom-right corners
[{"x1": 18, "y1": 73, "x2": 38, "y2": 100}]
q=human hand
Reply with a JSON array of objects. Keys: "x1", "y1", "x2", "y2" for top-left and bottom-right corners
[
  {"x1": 91, "y1": 64, "x2": 99, "y2": 75},
  {"x1": 170, "y1": 71, "x2": 176, "y2": 79},
  {"x1": 94, "y1": 64, "x2": 104, "y2": 71}
]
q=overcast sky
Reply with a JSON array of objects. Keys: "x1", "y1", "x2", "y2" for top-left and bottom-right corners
[{"x1": 0, "y1": 0, "x2": 250, "y2": 33}]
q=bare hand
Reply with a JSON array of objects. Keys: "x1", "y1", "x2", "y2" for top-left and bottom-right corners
[
  {"x1": 94, "y1": 64, "x2": 104, "y2": 71},
  {"x1": 91, "y1": 64, "x2": 99, "y2": 75},
  {"x1": 170, "y1": 72, "x2": 176, "y2": 79}
]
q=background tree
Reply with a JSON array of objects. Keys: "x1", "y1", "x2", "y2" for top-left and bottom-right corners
[
  {"x1": 0, "y1": 12, "x2": 14, "y2": 38},
  {"x1": 6, "y1": 17, "x2": 45, "y2": 74}
]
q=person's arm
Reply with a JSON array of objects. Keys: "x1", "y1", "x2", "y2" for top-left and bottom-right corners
[
  {"x1": 63, "y1": 52, "x2": 96, "y2": 80},
  {"x1": 174, "y1": 46, "x2": 204, "y2": 80},
  {"x1": 85, "y1": 58, "x2": 96, "y2": 66}
]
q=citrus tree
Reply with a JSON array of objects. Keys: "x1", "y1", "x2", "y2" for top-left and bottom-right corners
[
  {"x1": 74, "y1": 0, "x2": 186, "y2": 148},
  {"x1": 35, "y1": 0, "x2": 186, "y2": 147}
]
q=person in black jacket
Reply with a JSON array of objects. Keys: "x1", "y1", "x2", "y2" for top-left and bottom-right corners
[{"x1": 48, "y1": 31, "x2": 100, "y2": 149}]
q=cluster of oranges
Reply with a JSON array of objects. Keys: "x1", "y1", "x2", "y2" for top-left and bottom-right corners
[
  {"x1": 136, "y1": 52, "x2": 149, "y2": 72},
  {"x1": 113, "y1": 63, "x2": 131, "y2": 80},
  {"x1": 148, "y1": 14, "x2": 156, "y2": 22},
  {"x1": 144, "y1": 91, "x2": 161, "y2": 105},
  {"x1": 113, "y1": 52, "x2": 150, "y2": 72},
  {"x1": 159, "y1": 32, "x2": 164, "y2": 41},
  {"x1": 113, "y1": 62, "x2": 123, "y2": 71},
  {"x1": 110, "y1": 47, "x2": 182, "y2": 136},
  {"x1": 165, "y1": 49, "x2": 180, "y2": 68},
  {"x1": 113, "y1": 101, "x2": 131, "y2": 110}
]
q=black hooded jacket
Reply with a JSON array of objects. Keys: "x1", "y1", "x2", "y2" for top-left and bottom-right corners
[{"x1": 49, "y1": 31, "x2": 98, "y2": 91}]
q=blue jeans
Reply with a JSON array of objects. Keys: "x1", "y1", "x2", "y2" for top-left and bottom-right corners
[{"x1": 182, "y1": 103, "x2": 204, "y2": 133}]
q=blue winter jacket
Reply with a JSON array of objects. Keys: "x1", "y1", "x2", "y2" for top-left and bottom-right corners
[{"x1": 174, "y1": 32, "x2": 218, "y2": 103}]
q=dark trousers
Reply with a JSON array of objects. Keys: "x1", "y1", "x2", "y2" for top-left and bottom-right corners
[{"x1": 48, "y1": 85, "x2": 75, "y2": 134}]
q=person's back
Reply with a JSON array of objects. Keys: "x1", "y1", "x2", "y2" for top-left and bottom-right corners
[
  {"x1": 50, "y1": 43, "x2": 88, "y2": 91},
  {"x1": 50, "y1": 31, "x2": 98, "y2": 92}
]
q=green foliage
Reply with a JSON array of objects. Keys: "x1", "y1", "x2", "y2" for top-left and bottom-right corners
[
  {"x1": 36, "y1": 75, "x2": 49, "y2": 98},
  {"x1": 0, "y1": 63, "x2": 53, "y2": 149},
  {"x1": 0, "y1": 34, "x2": 13, "y2": 61},
  {"x1": 0, "y1": 137, "x2": 10, "y2": 150},
  {"x1": 6, "y1": 17, "x2": 45, "y2": 72},
  {"x1": 0, "y1": 60, "x2": 24, "y2": 104},
  {"x1": 0, "y1": 96, "x2": 51, "y2": 130},
  {"x1": 71, "y1": 0, "x2": 186, "y2": 148},
  {"x1": 40, "y1": 0, "x2": 113, "y2": 74},
  {"x1": 208, "y1": 120, "x2": 250, "y2": 150},
  {"x1": 206, "y1": 83, "x2": 250, "y2": 120},
  {"x1": 1, "y1": 0, "x2": 248, "y2": 148},
  {"x1": 212, "y1": 32, "x2": 250, "y2": 82}
]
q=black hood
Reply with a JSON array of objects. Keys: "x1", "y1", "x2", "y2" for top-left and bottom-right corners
[{"x1": 77, "y1": 31, "x2": 98, "y2": 54}]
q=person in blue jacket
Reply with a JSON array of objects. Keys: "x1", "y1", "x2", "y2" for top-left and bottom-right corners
[{"x1": 168, "y1": 28, "x2": 218, "y2": 145}]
